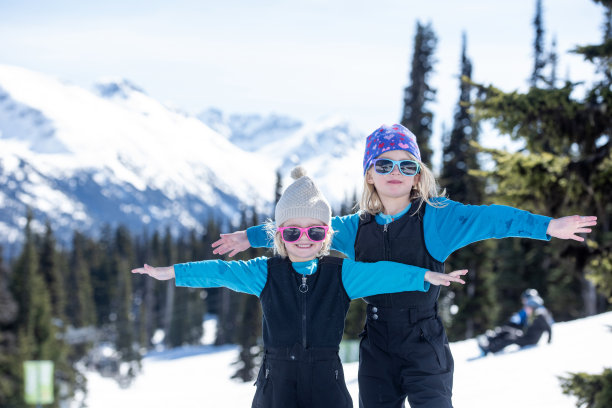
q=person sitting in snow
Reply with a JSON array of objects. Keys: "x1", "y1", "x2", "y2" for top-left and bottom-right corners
[
  {"x1": 132, "y1": 166, "x2": 468, "y2": 408},
  {"x1": 477, "y1": 289, "x2": 553, "y2": 355}
]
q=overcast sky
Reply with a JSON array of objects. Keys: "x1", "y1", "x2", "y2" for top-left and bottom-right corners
[{"x1": 0, "y1": 0, "x2": 605, "y2": 140}]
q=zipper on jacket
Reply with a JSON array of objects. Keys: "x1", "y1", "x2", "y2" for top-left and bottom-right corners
[
  {"x1": 383, "y1": 223, "x2": 390, "y2": 260},
  {"x1": 301, "y1": 278, "x2": 307, "y2": 348}
]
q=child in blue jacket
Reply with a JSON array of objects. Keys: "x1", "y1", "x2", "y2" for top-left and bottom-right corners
[
  {"x1": 212, "y1": 124, "x2": 597, "y2": 408},
  {"x1": 132, "y1": 166, "x2": 467, "y2": 408}
]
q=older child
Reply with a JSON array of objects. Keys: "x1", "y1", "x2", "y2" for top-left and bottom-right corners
[
  {"x1": 212, "y1": 124, "x2": 597, "y2": 408},
  {"x1": 132, "y1": 166, "x2": 467, "y2": 408}
]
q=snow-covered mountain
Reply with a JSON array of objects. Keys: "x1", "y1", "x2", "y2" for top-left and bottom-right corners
[
  {"x1": 0, "y1": 65, "x2": 366, "y2": 255},
  {"x1": 197, "y1": 108, "x2": 365, "y2": 206}
]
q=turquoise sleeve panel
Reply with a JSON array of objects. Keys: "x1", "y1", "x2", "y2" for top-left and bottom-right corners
[
  {"x1": 174, "y1": 256, "x2": 268, "y2": 297},
  {"x1": 246, "y1": 225, "x2": 273, "y2": 248},
  {"x1": 341, "y1": 258, "x2": 429, "y2": 300},
  {"x1": 329, "y1": 214, "x2": 361, "y2": 259},
  {"x1": 424, "y1": 198, "x2": 553, "y2": 262}
]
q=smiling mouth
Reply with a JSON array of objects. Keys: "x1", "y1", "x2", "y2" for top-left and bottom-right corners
[{"x1": 296, "y1": 244, "x2": 313, "y2": 248}]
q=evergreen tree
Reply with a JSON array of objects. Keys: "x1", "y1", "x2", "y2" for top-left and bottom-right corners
[
  {"x1": 438, "y1": 33, "x2": 497, "y2": 340},
  {"x1": 11, "y1": 212, "x2": 62, "y2": 407},
  {"x1": 113, "y1": 225, "x2": 140, "y2": 376},
  {"x1": 38, "y1": 224, "x2": 76, "y2": 405},
  {"x1": 39, "y1": 222, "x2": 66, "y2": 322},
  {"x1": 0, "y1": 247, "x2": 20, "y2": 407},
  {"x1": 66, "y1": 231, "x2": 96, "y2": 329},
  {"x1": 548, "y1": 35, "x2": 558, "y2": 88},
  {"x1": 148, "y1": 230, "x2": 165, "y2": 341},
  {"x1": 472, "y1": 0, "x2": 612, "y2": 317},
  {"x1": 343, "y1": 299, "x2": 366, "y2": 340},
  {"x1": 531, "y1": 0, "x2": 547, "y2": 87},
  {"x1": 90, "y1": 225, "x2": 116, "y2": 326},
  {"x1": 274, "y1": 168, "x2": 283, "y2": 206},
  {"x1": 400, "y1": 21, "x2": 438, "y2": 166}
]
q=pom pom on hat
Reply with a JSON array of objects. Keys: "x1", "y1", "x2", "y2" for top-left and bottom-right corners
[
  {"x1": 291, "y1": 165, "x2": 307, "y2": 180},
  {"x1": 275, "y1": 166, "x2": 331, "y2": 227}
]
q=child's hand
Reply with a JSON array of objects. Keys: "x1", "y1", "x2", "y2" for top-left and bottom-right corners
[
  {"x1": 425, "y1": 269, "x2": 468, "y2": 286},
  {"x1": 546, "y1": 215, "x2": 597, "y2": 242},
  {"x1": 212, "y1": 230, "x2": 251, "y2": 257},
  {"x1": 131, "y1": 264, "x2": 175, "y2": 280}
]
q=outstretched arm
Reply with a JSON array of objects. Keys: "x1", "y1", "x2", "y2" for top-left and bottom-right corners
[
  {"x1": 425, "y1": 269, "x2": 468, "y2": 286},
  {"x1": 342, "y1": 258, "x2": 468, "y2": 299},
  {"x1": 546, "y1": 215, "x2": 597, "y2": 242},
  {"x1": 131, "y1": 264, "x2": 175, "y2": 280},
  {"x1": 212, "y1": 231, "x2": 251, "y2": 256}
]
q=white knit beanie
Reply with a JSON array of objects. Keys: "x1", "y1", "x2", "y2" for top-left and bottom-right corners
[{"x1": 274, "y1": 166, "x2": 331, "y2": 227}]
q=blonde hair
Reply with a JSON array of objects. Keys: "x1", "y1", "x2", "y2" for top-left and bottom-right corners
[
  {"x1": 264, "y1": 220, "x2": 335, "y2": 259},
  {"x1": 358, "y1": 153, "x2": 446, "y2": 215}
]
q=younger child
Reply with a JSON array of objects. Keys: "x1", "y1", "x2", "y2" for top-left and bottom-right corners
[
  {"x1": 132, "y1": 167, "x2": 467, "y2": 408},
  {"x1": 212, "y1": 124, "x2": 597, "y2": 408}
]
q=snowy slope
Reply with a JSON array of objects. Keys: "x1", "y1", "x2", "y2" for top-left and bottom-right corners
[{"x1": 84, "y1": 312, "x2": 612, "y2": 408}]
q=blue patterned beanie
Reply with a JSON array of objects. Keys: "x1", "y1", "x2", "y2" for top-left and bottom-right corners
[{"x1": 362, "y1": 124, "x2": 421, "y2": 175}]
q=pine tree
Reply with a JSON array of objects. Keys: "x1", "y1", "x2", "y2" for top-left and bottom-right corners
[
  {"x1": 438, "y1": 33, "x2": 498, "y2": 340},
  {"x1": 39, "y1": 222, "x2": 66, "y2": 322},
  {"x1": 113, "y1": 225, "x2": 140, "y2": 375},
  {"x1": 90, "y1": 225, "x2": 116, "y2": 326},
  {"x1": 548, "y1": 36, "x2": 558, "y2": 88},
  {"x1": 148, "y1": 230, "x2": 165, "y2": 341},
  {"x1": 400, "y1": 21, "x2": 438, "y2": 166},
  {"x1": 343, "y1": 299, "x2": 366, "y2": 340},
  {"x1": 0, "y1": 247, "x2": 20, "y2": 407},
  {"x1": 531, "y1": 0, "x2": 547, "y2": 87},
  {"x1": 11, "y1": 211, "x2": 62, "y2": 407},
  {"x1": 274, "y1": 168, "x2": 283, "y2": 206},
  {"x1": 37, "y1": 224, "x2": 76, "y2": 405},
  {"x1": 472, "y1": 0, "x2": 612, "y2": 316},
  {"x1": 66, "y1": 231, "x2": 96, "y2": 329}
]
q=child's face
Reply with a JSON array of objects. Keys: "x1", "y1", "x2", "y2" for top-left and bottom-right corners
[
  {"x1": 279, "y1": 217, "x2": 327, "y2": 262},
  {"x1": 366, "y1": 149, "x2": 421, "y2": 202}
]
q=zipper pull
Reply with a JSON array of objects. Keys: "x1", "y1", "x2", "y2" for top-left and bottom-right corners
[
  {"x1": 299, "y1": 275, "x2": 308, "y2": 293},
  {"x1": 383, "y1": 223, "x2": 388, "y2": 233}
]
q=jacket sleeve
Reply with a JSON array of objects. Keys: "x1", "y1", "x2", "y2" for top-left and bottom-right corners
[
  {"x1": 174, "y1": 257, "x2": 268, "y2": 297},
  {"x1": 341, "y1": 258, "x2": 429, "y2": 300},
  {"x1": 246, "y1": 226, "x2": 273, "y2": 248},
  {"x1": 425, "y1": 198, "x2": 552, "y2": 262}
]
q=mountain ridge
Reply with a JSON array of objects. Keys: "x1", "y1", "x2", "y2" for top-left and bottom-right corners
[{"x1": 0, "y1": 64, "x2": 365, "y2": 257}]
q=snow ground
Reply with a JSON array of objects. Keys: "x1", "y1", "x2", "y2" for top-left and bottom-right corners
[{"x1": 84, "y1": 312, "x2": 612, "y2": 408}]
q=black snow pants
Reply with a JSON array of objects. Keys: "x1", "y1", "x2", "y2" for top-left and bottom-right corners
[
  {"x1": 358, "y1": 304, "x2": 454, "y2": 408},
  {"x1": 251, "y1": 344, "x2": 353, "y2": 408}
]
